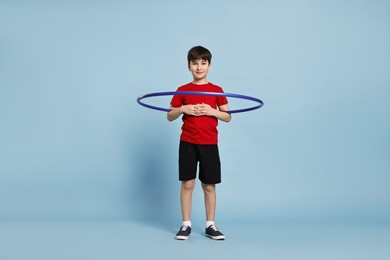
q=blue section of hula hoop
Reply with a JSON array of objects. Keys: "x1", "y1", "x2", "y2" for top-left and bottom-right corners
[{"x1": 137, "y1": 91, "x2": 264, "y2": 114}]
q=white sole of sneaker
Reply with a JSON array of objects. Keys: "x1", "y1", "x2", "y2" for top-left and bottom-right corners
[
  {"x1": 175, "y1": 235, "x2": 190, "y2": 240},
  {"x1": 206, "y1": 234, "x2": 225, "y2": 240}
]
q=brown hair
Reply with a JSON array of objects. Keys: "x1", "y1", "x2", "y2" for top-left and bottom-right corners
[{"x1": 187, "y1": 46, "x2": 212, "y2": 64}]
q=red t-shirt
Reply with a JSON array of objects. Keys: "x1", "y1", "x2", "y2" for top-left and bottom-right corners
[{"x1": 170, "y1": 82, "x2": 228, "y2": 144}]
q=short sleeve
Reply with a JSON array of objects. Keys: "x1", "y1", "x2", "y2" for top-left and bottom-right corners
[
  {"x1": 170, "y1": 92, "x2": 182, "y2": 107},
  {"x1": 217, "y1": 94, "x2": 228, "y2": 106}
]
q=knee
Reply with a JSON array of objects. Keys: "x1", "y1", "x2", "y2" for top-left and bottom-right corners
[
  {"x1": 181, "y1": 180, "x2": 195, "y2": 191},
  {"x1": 202, "y1": 183, "x2": 215, "y2": 193}
]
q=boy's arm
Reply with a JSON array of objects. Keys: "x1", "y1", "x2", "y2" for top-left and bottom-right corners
[
  {"x1": 167, "y1": 106, "x2": 182, "y2": 121},
  {"x1": 216, "y1": 104, "x2": 231, "y2": 122}
]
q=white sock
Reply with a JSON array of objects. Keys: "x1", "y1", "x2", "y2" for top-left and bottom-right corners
[
  {"x1": 206, "y1": 221, "x2": 215, "y2": 228},
  {"x1": 182, "y1": 220, "x2": 191, "y2": 227}
]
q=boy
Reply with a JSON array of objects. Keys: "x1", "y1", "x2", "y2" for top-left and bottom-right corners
[{"x1": 167, "y1": 46, "x2": 231, "y2": 240}]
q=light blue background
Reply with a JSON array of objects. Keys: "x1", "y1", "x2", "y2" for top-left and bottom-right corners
[{"x1": 1, "y1": 0, "x2": 389, "y2": 225}]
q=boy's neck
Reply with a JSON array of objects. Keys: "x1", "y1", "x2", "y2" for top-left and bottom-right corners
[{"x1": 192, "y1": 79, "x2": 208, "y2": 85}]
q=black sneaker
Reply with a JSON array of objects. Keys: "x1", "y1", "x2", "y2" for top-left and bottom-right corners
[
  {"x1": 175, "y1": 225, "x2": 191, "y2": 240},
  {"x1": 205, "y1": 225, "x2": 225, "y2": 240}
]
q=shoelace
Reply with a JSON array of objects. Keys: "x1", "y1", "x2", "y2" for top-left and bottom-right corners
[
  {"x1": 209, "y1": 225, "x2": 218, "y2": 231},
  {"x1": 181, "y1": 225, "x2": 189, "y2": 231}
]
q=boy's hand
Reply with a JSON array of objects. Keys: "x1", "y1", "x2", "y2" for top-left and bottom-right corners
[
  {"x1": 181, "y1": 104, "x2": 201, "y2": 116},
  {"x1": 198, "y1": 103, "x2": 216, "y2": 117},
  {"x1": 180, "y1": 103, "x2": 218, "y2": 117}
]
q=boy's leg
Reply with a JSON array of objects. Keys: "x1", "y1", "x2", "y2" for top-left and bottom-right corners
[
  {"x1": 201, "y1": 182, "x2": 216, "y2": 222},
  {"x1": 176, "y1": 179, "x2": 195, "y2": 240},
  {"x1": 181, "y1": 179, "x2": 196, "y2": 221},
  {"x1": 176, "y1": 141, "x2": 197, "y2": 240},
  {"x1": 202, "y1": 182, "x2": 225, "y2": 240}
]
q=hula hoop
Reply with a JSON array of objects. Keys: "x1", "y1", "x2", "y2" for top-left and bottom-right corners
[{"x1": 137, "y1": 91, "x2": 263, "y2": 114}]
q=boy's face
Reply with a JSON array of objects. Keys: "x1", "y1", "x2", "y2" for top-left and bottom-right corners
[{"x1": 188, "y1": 58, "x2": 211, "y2": 83}]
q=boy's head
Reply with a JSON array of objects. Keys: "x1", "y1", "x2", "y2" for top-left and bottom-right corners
[{"x1": 187, "y1": 46, "x2": 212, "y2": 65}]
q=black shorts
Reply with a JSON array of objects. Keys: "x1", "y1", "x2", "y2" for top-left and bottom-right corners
[{"x1": 178, "y1": 141, "x2": 221, "y2": 184}]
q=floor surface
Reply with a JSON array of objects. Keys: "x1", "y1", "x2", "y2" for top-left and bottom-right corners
[{"x1": 1, "y1": 220, "x2": 389, "y2": 260}]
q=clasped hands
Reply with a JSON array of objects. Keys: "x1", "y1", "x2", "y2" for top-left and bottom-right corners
[{"x1": 182, "y1": 103, "x2": 216, "y2": 117}]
